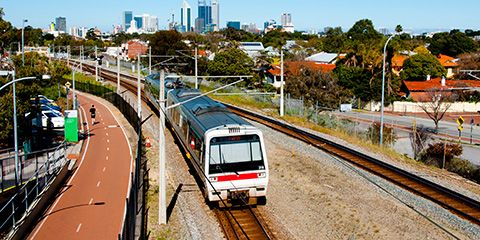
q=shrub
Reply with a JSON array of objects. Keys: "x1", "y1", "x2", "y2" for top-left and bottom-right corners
[
  {"x1": 446, "y1": 158, "x2": 480, "y2": 183},
  {"x1": 420, "y1": 142, "x2": 463, "y2": 167},
  {"x1": 366, "y1": 122, "x2": 397, "y2": 145}
]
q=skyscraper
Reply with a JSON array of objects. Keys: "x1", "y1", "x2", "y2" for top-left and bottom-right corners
[
  {"x1": 134, "y1": 16, "x2": 143, "y2": 29},
  {"x1": 181, "y1": 0, "x2": 193, "y2": 32},
  {"x1": 197, "y1": 0, "x2": 211, "y2": 33},
  {"x1": 123, "y1": 11, "x2": 133, "y2": 31},
  {"x1": 281, "y1": 13, "x2": 292, "y2": 26},
  {"x1": 211, "y1": 0, "x2": 219, "y2": 31},
  {"x1": 55, "y1": 17, "x2": 66, "y2": 32},
  {"x1": 227, "y1": 21, "x2": 240, "y2": 30}
]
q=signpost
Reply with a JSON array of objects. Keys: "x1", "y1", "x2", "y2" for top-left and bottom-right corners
[
  {"x1": 471, "y1": 118, "x2": 475, "y2": 144},
  {"x1": 65, "y1": 82, "x2": 71, "y2": 110},
  {"x1": 457, "y1": 116, "x2": 464, "y2": 141}
]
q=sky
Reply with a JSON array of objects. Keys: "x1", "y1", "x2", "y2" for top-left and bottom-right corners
[{"x1": 3, "y1": 0, "x2": 480, "y2": 33}]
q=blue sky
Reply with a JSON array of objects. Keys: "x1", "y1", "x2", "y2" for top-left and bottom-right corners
[{"x1": 3, "y1": 0, "x2": 480, "y2": 33}]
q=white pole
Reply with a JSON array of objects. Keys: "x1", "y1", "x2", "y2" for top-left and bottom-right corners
[
  {"x1": 195, "y1": 47, "x2": 198, "y2": 89},
  {"x1": 159, "y1": 69, "x2": 167, "y2": 224},
  {"x1": 67, "y1": 45, "x2": 70, "y2": 66},
  {"x1": 80, "y1": 45, "x2": 83, "y2": 71},
  {"x1": 22, "y1": 20, "x2": 26, "y2": 66},
  {"x1": 380, "y1": 34, "x2": 395, "y2": 146},
  {"x1": 280, "y1": 49, "x2": 285, "y2": 117},
  {"x1": 137, "y1": 54, "x2": 142, "y2": 118},
  {"x1": 149, "y1": 46, "x2": 152, "y2": 75},
  {"x1": 12, "y1": 71, "x2": 20, "y2": 185},
  {"x1": 95, "y1": 46, "x2": 98, "y2": 82},
  {"x1": 73, "y1": 67, "x2": 77, "y2": 110},
  {"x1": 117, "y1": 55, "x2": 121, "y2": 94}
]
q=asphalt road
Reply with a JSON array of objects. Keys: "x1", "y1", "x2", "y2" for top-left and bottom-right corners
[
  {"x1": 28, "y1": 94, "x2": 133, "y2": 239},
  {"x1": 335, "y1": 111, "x2": 480, "y2": 166}
]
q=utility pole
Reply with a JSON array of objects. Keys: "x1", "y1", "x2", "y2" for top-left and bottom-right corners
[
  {"x1": 149, "y1": 46, "x2": 152, "y2": 75},
  {"x1": 67, "y1": 45, "x2": 70, "y2": 66},
  {"x1": 158, "y1": 69, "x2": 166, "y2": 224},
  {"x1": 12, "y1": 71, "x2": 20, "y2": 185},
  {"x1": 95, "y1": 46, "x2": 98, "y2": 82},
  {"x1": 117, "y1": 54, "x2": 121, "y2": 94},
  {"x1": 280, "y1": 49, "x2": 285, "y2": 117},
  {"x1": 195, "y1": 47, "x2": 198, "y2": 89},
  {"x1": 137, "y1": 54, "x2": 142, "y2": 118},
  {"x1": 80, "y1": 45, "x2": 83, "y2": 71},
  {"x1": 22, "y1": 19, "x2": 27, "y2": 66}
]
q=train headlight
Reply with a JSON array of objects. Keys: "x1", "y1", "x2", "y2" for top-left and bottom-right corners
[
  {"x1": 257, "y1": 172, "x2": 266, "y2": 178},
  {"x1": 209, "y1": 177, "x2": 218, "y2": 182}
]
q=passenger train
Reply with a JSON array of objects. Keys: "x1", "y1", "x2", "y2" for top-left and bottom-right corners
[{"x1": 145, "y1": 74, "x2": 268, "y2": 206}]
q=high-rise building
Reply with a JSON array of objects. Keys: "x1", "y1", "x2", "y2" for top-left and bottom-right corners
[
  {"x1": 281, "y1": 13, "x2": 292, "y2": 26},
  {"x1": 197, "y1": 0, "x2": 211, "y2": 33},
  {"x1": 227, "y1": 21, "x2": 240, "y2": 30},
  {"x1": 181, "y1": 0, "x2": 193, "y2": 32},
  {"x1": 123, "y1": 11, "x2": 133, "y2": 31},
  {"x1": 55, "y1": 17, "x2": 66, "y2": 32},
  {"x1": 143, "y1": 14, "x2": 158, "y2": 32},
  {"x1": 134, "y1": 16, "x2": 143, "y2": 29},
  {"x1": 211, "y1": 0, "x2": 219, "y2": 31}
]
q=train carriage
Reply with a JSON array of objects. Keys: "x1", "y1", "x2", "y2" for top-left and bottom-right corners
[{"x1": 145, "y1": 74, "x2": 268, "y2": 206}]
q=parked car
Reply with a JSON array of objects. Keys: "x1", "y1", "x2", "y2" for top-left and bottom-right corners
[
  {"x1": 30, "y1": 97, "x2": 62, "y2": 112},
  {"x1": 26, "y1": 110, "x2": 64, "y2": 129}
]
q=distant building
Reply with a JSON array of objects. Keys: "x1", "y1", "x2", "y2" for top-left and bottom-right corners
[
  {"x1": 266, "y1": 61, "x2": 336, "y2": 89},
  {"x1": 280, "y1": 13, "x2": 294, "y2": 33},
  {"x1": 378, "y1": 28, "x2": 389, "y2": 35},
  {"x1": 239, "y1": 42, "x2": 265, "y2": 58},
  {"x1": 126, "y1": 40, "x2": 148, "y2": 59},
  {"x1": 55, "y1": 17, "x2": 66, "y2": 32},
  {"x1": 134, "y1": 16, "x2": 143, "y2": 29},
  {"x1": 241, "y1": 23, "x2": 259, "y2": 34},
  {"x1": 211, "y1": 0, "x2": 220, "y2": 31},
  {"x1": 181, "y1": 0, "x2": 193, "y2": 32},
  {"x1": 227, "y1": 21, "x2": 240, "y2": 30},
  {"x1": 123, "y1": 11, "x2": 133, "y2": 31},
  {"x1": 69, "y1": 26, "x2": 87, "y2": 38},
  {"x1": 142, "y1": 14, "x2": 158, "y2": 33},
  {"x1": 305, "y1": 52, "x2": 343, "y2": 64}
]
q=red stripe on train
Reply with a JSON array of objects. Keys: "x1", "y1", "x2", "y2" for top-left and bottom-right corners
[{"x1": 217, "y1": 173, "x2": 258, "y2": 182}]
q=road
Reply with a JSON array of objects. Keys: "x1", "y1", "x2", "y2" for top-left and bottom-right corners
[
  {"x1": 335, "y1": 111, "x2": 480, "y2": 165},
  {"x1": 28, "y1": 93, "x2": 133, "y2": 239}
]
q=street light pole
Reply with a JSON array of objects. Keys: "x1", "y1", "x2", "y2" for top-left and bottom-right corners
[
  {"x1": 149, "y1": 46, "x2": 152, "y2": 75},
  {"x1": 380, "y1": 34, "x2": 397, "y2": 146},
  {"x1": 280, "y1": 49, "x2": 285, "y2": 117},
  {"x1": 195, "y1": 47, "x2": 198, "y2": 89},
  {"x1": 22, "y1": 19, "x2": 28, "y2": 66},
  {"x1": 12, "y1": 71, "x2": 20, "y2": 185},
  {"x1": 117, "y1": 54, "x2": 121, "y2": 94},
  {"x1": 95, "y1": 46, "x2": 98, "y2": 82},
  {"x1": 158, "y1": 69, "x2": 166, "y2": 224}
]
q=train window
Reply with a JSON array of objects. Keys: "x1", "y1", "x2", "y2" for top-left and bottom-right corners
[{"x1": 251, "y1": 142, "x2": 262, "y2": 161}]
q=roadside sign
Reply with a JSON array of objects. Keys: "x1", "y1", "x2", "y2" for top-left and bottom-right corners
[
  {"x1": 65, "y1": 81, "x2": 71, "y2": 89},
  {"x1": 64, "y1": 110, "x2": 78, "y2": 142},
  {"x1": 456, "y1": 116, "x2": 464, "y2": 126}
]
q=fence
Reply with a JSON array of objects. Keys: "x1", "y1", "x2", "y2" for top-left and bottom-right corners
[
  {"x1": 74, "y1": 79, "x2": 147, "y2": 239},
  {"x1": 0, "y1": 142, "x2": 67, "y2": 236}
]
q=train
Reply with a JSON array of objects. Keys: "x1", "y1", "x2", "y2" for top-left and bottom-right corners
[{"x1": 144, "y1": 73, "x2": 269, "y2": 206}]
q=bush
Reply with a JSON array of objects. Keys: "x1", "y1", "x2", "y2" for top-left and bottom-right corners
[
  {"x1": 366, "y1": 122, "x2": 397, "y2": 145},
  {"x1": 420, "y1": 142, "x2": 463, "y2": 167},
  {"x1": 446, "y1": 158, "x2": 480, "y2": 183}
]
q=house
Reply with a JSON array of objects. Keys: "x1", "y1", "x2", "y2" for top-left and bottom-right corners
[
  {"x1": 400, "y1": 77, "x2": 480, "y2": 101},
  {"x1": 239, "y1": 42, "x2": 265, "y2": 58},
  {"x1": 265, "y1": 61, "x2": 336, "y2": 88},
  {"x1": 126, "y1": 40, "x2": 148, "y2": 60},
  {"x1": 437, "y1": 54, "x2": 459, "y2": 78},
  {"x1": 305, "y1": 52, "x2": 343, "y2": 64}
]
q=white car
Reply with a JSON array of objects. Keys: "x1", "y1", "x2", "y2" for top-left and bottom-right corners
[{"x1": 27, "y1": 110, "x2": 64, "y2": 129}]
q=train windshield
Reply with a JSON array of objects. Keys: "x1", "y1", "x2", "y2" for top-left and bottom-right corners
[{"x1": 209, "y1": 135, "x2": 265, "y2": 174}]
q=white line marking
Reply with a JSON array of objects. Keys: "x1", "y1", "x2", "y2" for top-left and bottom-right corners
[
  {"x1": 76, "y1": 223, "x2": 82, "y2": 233},
  {"x1": 106, "y1": 133, "x2": 109, "y2": 136},
  {"x1": 30, "y1": 99, "x2": 92, "y2": 239},
  {"x1": 106, "y1": 156, "x2": 109, "y2": 161},
  {"x1": 89, "y1": 198, "x2": 93, "y2": 205},
  {"x1": 103, "y1": 167, "x2": 106, "y2": 172},
  {"x1": 96, "y1": 181, "x2": 101, "y2": 187},
  {"x1": 107, "y1": 139, "x2": 110, "y2": 143},
  {"x1": 107, "y1": 125, "x2": 117, "y2": 128},
  {"x1": 107, "y1": 147, "x2": 110, "y2": 151}
]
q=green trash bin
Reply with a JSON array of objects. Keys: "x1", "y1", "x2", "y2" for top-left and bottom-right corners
[{"x1": 64, "y1": 110, "x2": 79, "y2": 142}]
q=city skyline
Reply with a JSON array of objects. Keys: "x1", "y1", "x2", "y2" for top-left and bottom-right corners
[{"x1": 3, "y1": 0, "x2": 480, "y2": 33}]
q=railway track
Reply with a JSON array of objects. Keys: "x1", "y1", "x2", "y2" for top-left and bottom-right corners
[
  {"x1": 225, "y1": 104, "x2": 480, "y2": 226},
  {"x1": 69, "y1": 60, "x2": 274, "y2": 238}
]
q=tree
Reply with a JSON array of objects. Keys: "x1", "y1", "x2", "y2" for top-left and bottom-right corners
[
  {"x1": 207, "y1": 48, "x2": 253, "y2": 84},
  {"x1": 395, "y1": 25, "x2": 403, "y2": 33},
  {"x1": 149, "y1": 30, "x2": 188, "y2": 56},
  {"x1": 285, "y1": 63, "x2": 352, "y2": 108},
  {"x1": 422, "y1": 142, "x2": 463, "y2": 168},
  {"x1": 401, "y1": 53, "x2": 446, "y2": 80},
  {"x1": 346, "y1": 19, "x2": 382, "y2": 42},
  {"x1": 322, "y1": 27, "x2": 346, "y2": 53},
  {"x1": 428, "y1": 31, "x2": 477, "y2": 57},
  {"x1": 418, "y1": 88, "x2": 455, "y2": 131}
]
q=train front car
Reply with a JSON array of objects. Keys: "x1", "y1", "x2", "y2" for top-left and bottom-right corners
[{"x1": 205, "y1": 125, "x2": 269, "y2": 207}]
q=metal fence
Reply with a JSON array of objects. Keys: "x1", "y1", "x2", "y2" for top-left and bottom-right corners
[{"x1": 0, "y1": 142, "x2": 67, "y2": 236}]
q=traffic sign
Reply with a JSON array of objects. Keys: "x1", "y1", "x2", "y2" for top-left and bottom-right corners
[
  {"x1": 458, "y1": 125, "x2": 463, "y2": 132},
  {"x1": 65, "y1": 81, "x2": 71, "y2": 88},
  {"x1": 456, "y1": 116, "x2": 464, "y2": 126}
]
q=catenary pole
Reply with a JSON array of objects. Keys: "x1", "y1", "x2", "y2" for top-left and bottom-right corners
[{"x1": 158, "y1": 69, "x2": 166, "y2": 224}]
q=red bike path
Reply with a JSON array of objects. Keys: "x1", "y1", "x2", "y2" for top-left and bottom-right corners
[{"x1": 28, "y1": 93, "x2": 133, "y2": 239}]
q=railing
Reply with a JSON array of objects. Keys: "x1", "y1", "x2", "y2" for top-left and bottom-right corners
[{"x1": 0, "y1": 142, "x2": 67, "y2": 236}]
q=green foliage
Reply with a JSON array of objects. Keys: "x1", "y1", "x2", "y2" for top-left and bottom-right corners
[
  {"x1": 322, "y1": 27, "x2": 346, "y2": 52},
  {"x1": 346, "y1": 19, "x2": 382, "y2": 42},
  {"x1": 285, "y1": 63, "x2": 352, "y2": 108},
  {"x1": 420, "y1": 142, "x2": 463, "y2": 167},
  {"x1": 220, "y1": 27, "x2": 260, "y2": 42},
  {"x1": 395, "y1": 25, "x2": 403, "y2": 33},
  {"x1": 428, "y1": 30, "x2": 478, "y2": 57},
  {"x1": 446, "y1": 158, "x2": 480, "y2": 183},
  {"x1": 400, "y1": 53, "x2": 446, "y2": 80},
  {"x1": 207, "y1": 48, "x2": 253, "y2": 84},
  {"x1": 334, "y1": 64, "x2": 382, "y2": 101}
]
